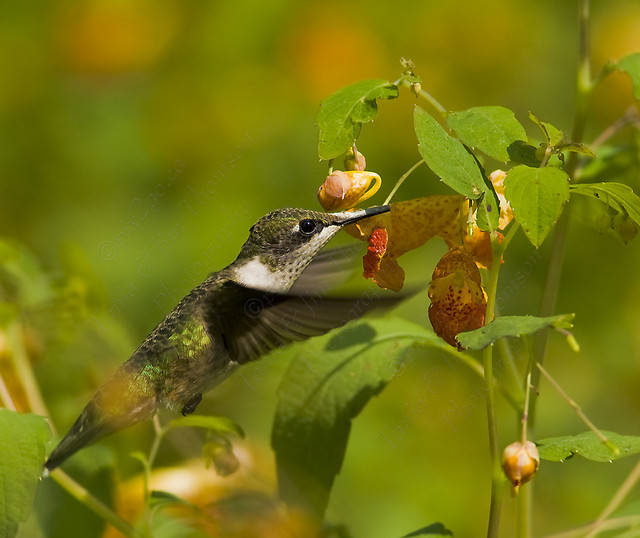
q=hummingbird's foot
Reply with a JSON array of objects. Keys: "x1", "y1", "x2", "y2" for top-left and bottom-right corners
[{"x1": 181, "y1": 393, "x2": 202, "y2": 416}]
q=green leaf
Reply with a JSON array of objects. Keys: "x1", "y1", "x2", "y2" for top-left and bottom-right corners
[
  {"x1": 504, "y1": 164, "x2": 570, "y2": 247},
  {"x1": 414, "y1": 106, "x2": 486, "y2": 199},
  {"x1": 506, "y1": 141, "x2": 541, "y2": 167},
  {"x1": 578, "y1": 144, "x2": 639, "y2": 184},
  {"x1": 272, "y1": 317, "x2": 439, "y2": 522},
  {"x1": 446, "y1": 106, "x2": 527, "y2": 162},
  {"x1": 169, "y1": 415, "x2": 245, "y2": 438},
  {"x1": 456, "y1": 314, "x2": 574, "y2": 350},
  {"x1": 403, "y1": 522, "x2": 454, "y2": 537},
  {"x1": 537, "y1": 431, "x2": 640, "y2": 462},
  {"x1": 149, "y1": 490, "x2": 195, "y2": 508},
  {"x1": 529, "y1": 112, "x2": 564, "y2": 146},
  {"x1": 475, "y1": 186, "x2": 501, "y2": 232},
  {"x1": 0, "y1": 409, "x2": 51, "y2": 538},
  {"x1": 618, "y1": 52, "x2": 640, "y2": 100},
  {"x1": 317, "y1": 80, "x2": 398, "y2": 160},
  {"x1": 571, "y1": 182, "x2": 640, "y2": 226},
  {"x1": 527, "y1": 112, "x2": 595, "y2": 158},
  {"x1": 560, "y1": 141, "x2": 596, "y2": 158}
]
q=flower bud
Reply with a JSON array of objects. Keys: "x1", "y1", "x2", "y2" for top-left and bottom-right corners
[
  {"x1": 203, "y1": 441, "x2": 240, "y2": 477},
  {"x1": 317, "y1": 170, "x2": 381, "y2": 211},
  {"x1": 612, "y1": 213, "x2": 638, "y2": 244},
  {"x1": 501, "y1": 441, "x2": 539, "y2": 493},
  {"x1": 344, "y1": 146, "x2": 367, "y2": 171},
  {"x1": 593, "y1": 211, "x2": 612, "y2": 233}
]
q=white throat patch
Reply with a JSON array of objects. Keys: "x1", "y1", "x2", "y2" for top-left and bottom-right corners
[
  {"x1": 231, "y1": 257, "x2": 290, "y2": 293},
  {"x1": 231, "y1": 225, "x2": 340, "y2": 293}
]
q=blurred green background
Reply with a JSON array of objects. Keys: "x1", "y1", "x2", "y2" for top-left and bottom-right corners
[{"x1": 2, "y1": 0, "x2": 640, "y2": 536}]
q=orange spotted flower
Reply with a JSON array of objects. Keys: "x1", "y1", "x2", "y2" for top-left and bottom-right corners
[
  {"x1": 427, "y1": 246, "x2": 487, "y2": 349},
  {"x1": 346, "y1": 196, "x2": 464, "y2": 291},
  {"x1": 316, "y1": 167, "x2": 513, "y2": 348}
]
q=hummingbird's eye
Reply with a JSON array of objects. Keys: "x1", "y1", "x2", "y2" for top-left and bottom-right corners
[{"x1": 298, "y1": 219, "x2": 318, "y2": 236}]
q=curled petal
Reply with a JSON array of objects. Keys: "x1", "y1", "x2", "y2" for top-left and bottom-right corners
[
  {"x1": 363, "y1": 227, "x2": 388, "y2": 279},
  {"x1": 489, "y1": 169, "x2": 514, "y2": 230},
  {"x1": 318, "y1": 170, "x2": 381, "y2": 211}
]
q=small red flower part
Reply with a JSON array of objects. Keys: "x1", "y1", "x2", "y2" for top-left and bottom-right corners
[
  {"x1": 346, "y1": 196, "x2": 464, "y2": 291},
  {"x1": 428, "y1": 246, "x2": 486, "y2": 349},
  {"x1": 363, "y1": 227, "x2": 388, "y2": 279}
]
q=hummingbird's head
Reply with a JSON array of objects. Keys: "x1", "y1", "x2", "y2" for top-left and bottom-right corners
[{"x1": 231, "y1": 205, "x2": 390, "y2": 292}]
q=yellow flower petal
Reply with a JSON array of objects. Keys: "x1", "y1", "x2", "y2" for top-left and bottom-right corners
[{"x1": 318, "y1": 170, "x2": 381, "y2": 211}]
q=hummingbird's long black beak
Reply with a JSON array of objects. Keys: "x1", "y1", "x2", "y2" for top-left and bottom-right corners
[{"x1": 333, "y1": 205, "x2": 391, "y2": 226}]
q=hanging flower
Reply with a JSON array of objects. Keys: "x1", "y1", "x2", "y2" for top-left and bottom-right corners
[
  {"x1": 427, "y1": 246, "x2": 486, "y2": 349},
  {"x1": 317, "y1": 170, "x2": 382, "y2": 211},
  {"x1": 502, "y1": 441, "x2": 540, "y2": 494},
  {"x1": 347, "y1": 196, "x2": 464, "y2": 291}
]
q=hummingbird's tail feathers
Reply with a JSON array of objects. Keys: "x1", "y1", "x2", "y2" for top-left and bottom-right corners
[{"x1": 45, "y1": 387, "x2": 156, "y2": 471}]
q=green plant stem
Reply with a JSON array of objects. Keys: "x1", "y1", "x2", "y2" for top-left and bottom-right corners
[
  {"x1": 7, "y1": 321, "x2": 50, "y2": 418},
  {"x1": 139, "y1": 415, "x2": 167, "y2": 535},
  {"x1": 530, "y1": 0, "x2": 592, "y2": 426},
  {"x1": 585, "y1": 458, "x2": 640, "y2": 538},
  {"x1": 0, "y1": 373, "x2": 17, "y2": 410},
  {"x1": 545, "y1": 515, "x2": 640, "y2": 538},
  {"x1": 520, "y1": 371, "x2": 533, "y2": 444},
  {"x1": 418, "y1": 89, "x2": 448, "y2": 119},
  {"x1": 484, "y1": 232, "x2": 508, "y2": 538},
  {"x1": 383, "y1": 159, "x2": 424, "y2": 205},
  {"x1": 50, "y1": 469, "x2": 142, "y2": 538},
  {"x1": 536, "y1": 362, "x2": 619, "y2": 456},
  {"x1": 4, "y1": 321, "x2": 139, "y2": 536},
  {"x1": 517, "y1": 481, "x2": 533, "y2": 538}
]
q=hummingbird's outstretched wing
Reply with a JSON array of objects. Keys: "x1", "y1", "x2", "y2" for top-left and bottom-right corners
[
  {"x1": 210, "y1": 246, "x2": 399, "y2": 364},
  {"x1": 212, "y1": 283, "x2": 393, "y2": 364}
]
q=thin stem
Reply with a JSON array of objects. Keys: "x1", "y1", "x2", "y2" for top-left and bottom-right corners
[
  {"x1": 7, "y1": 321, "x2": 50, "y2": 417},
  {"x1": 585, "y1": 458, "x2": 640, "y2": 538},
  {"x1": 517, "y1": 480, "x2": 533, "y2": 538},
  {"x1": 0, "y1": 373, "x2": 17, "y2": 411},
  {"x1": 520, "y1": 371, "x2": 533, "y2": 444},
  {"x1": 484, "y1": 232, "x2": 507, "y2": 538},
  {"x1": 590, "y1": 106, "x2": 640, "y2": 150},
  {"x1": 148, "y1": 414, "x2": 165, "y2": 468},
  {"x1": 530, "y1": 0, "x2": 592, "y2": 426},
  {"x1": 544, "y1": 514, "x2": 640, "y2": 538},
  {"x1": 536, "y1": 363, "x2": 619, "y2": 456},
  {"x1": 383, "y1": 160, "x2": 425, "y2": 205},
  {"x1": 418, "y1": 89, "x2": 448, "y2": 119},
  {"x1": 139, "y1": 415, "x2": 166, "y2": 535},
  {"x1": 495, "y1": 337, "x2": 525, "y2": 410},
  {"x1": 50, "y1": 469, "x2": 142, "y2": 538}
]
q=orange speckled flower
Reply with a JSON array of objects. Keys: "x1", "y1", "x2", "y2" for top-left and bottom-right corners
[
  {"x1": 427, "y1": 246, "x2": 486, "y2": 349},
  {"x1": 347, "y1": 196, "x2": 464, "y2": 291}
]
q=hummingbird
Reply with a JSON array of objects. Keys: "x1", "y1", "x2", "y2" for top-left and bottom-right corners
[{"x1": 45, "y1": 204, "x2": 391, "y2": 471}]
